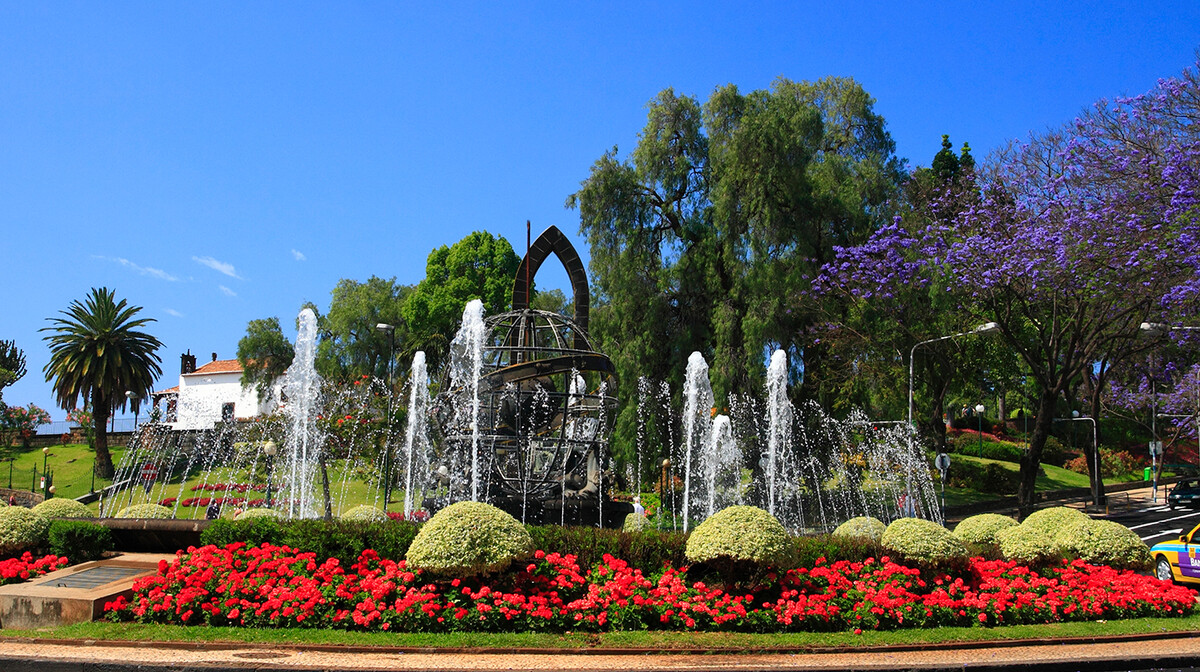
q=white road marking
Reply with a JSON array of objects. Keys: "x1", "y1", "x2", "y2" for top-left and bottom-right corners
[
  {"x1": 1128, "y1": 510, "x2": 1200, "y2": 530},
  {"x1": 1141, "y1": 528, "x2": 1184, "y2": 541}
]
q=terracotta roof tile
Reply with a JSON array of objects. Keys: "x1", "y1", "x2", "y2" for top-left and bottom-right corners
[
  {"x1": 154, "y1": 386, "x2": 180, "y2": 395},
  {"x1": 185, "y1": 359, "x2": 243, "y2": 376}
]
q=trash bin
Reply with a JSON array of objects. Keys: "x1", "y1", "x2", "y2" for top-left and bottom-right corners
[{"x1": 1144, "y1": 466, "x2": 1153, "y2": 481}]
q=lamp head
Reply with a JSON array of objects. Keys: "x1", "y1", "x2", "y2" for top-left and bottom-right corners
[
  {"x1": 974, "y1": 322, "x2": 1000, "y2": 334},
  {"x1": 975, "y1": 404, "x2": 986, "y2": 414},
  {"x1": 375, "y1": 323, "x2": 394, "y2": 332},
  {"x1": 263, "y1": 440, "x2": 278, "y2": 457},
  {"x1": 1072, "y1": 410, "x2": 1080, "y2": 418},
  {"x1": 1141, "y1": 322, "x2": 1168, "y2": 335}
]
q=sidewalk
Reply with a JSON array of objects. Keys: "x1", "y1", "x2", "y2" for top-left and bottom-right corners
[{"x1": 0, "y1": 632, "x2": 1198, "y2": 671}]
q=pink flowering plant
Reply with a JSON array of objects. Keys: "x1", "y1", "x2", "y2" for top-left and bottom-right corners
[{"x1": 104, "y1": 543, "x2": 1197, "y2": 633}]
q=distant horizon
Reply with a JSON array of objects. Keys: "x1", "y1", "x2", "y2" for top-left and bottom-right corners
[{"x1": 4, "y1": 3, "x2": 1199, "y2": 420}]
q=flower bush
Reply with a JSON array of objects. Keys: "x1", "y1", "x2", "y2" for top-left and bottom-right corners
[
  {"x1": 104, "y1": 542, "x2": 1198, "y2": 633},
  {"x1": 996, "y1": 525, "x2": 1061, "y2": 567},
  {"x1": 341, "y1": 505, "x2": 388, "y2": 523},
  {"x1": 881, "y1": 518, "x2": 968, "y2": 567},
  {"x1": 832, "y1": 517, "x2": 886, "y2": 542},
  {"x1": 0, "y1": 552, "x2": 68, "y2": 585},
  {"x1": 1058, "y1": 519, "x2": 1152, "y2": 571},
  {"x1": 952, "y1": 514, "x2": 1017, "y2": 546},
  {"x1": 32, "y1": 498, "x2": 93, "y2": 519},
  {"x1": 685, "y1": 506, "x2": 793, "y2": 569},
  {"x1": 0, "y1": 506, "x2": 51, "y2": 556},
  {"x1": 236, "y1": 508, "x2": 282, "y2": 521},
  {"x1": 405, "y1": 502, "x2": 533, "y2": 578},
  {"x1": 1020, "y1": 507, "x2": 1088, "y2": 543},
  {"x1": 114, "y1": 503, "x2": 174, "y2": 519}
]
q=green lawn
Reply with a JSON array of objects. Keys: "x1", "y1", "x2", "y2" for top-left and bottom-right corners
[
  {"x1": 6, "y1": 614, "x2": 1198, "y2": 650},
  {"x1": 0, "y1": 442, "x2": 124, "y2": 503},
  {"x1": 939, "y1": 454, "x2": 1143, "y2": 508}
]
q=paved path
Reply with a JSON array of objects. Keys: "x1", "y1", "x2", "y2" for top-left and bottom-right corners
[{"x1": 1, "y1": 634, "x2": 1199, "y2": 671}]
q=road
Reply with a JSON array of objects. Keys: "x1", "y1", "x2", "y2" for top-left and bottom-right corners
[{"x1": 1098, "y1": 484, "x2": 1200, "y2": 542}]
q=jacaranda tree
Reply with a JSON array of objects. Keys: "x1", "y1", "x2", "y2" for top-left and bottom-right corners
[
  {"x1": 42, "y1": 287, "x2": 163, "y2": 478},
  {"x1": 900, "y1": 67, "x2": 1199, "y2": 516}
]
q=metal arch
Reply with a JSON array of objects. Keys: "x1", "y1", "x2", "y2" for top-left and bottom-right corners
[{"x1": 511, "y1": 225, "x2": 590, "y2": 348}]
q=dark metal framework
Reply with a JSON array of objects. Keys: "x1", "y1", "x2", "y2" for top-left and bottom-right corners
[{"x1": 433, "y1": 226, "x2": 629, "y2": 525}]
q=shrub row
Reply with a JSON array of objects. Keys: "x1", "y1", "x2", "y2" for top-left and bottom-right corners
[
  {"x1": 200, "y1": 514, "x2": 896, "y2": 574},
  {"x1": 0, "y1": 504, "x2": 113, "y2": 562}
]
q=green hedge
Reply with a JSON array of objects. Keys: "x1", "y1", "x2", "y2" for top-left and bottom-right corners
[
  {"x1": 685, "y1": 506, "x2": 794, "y2": 568},
  {"x1": 200, "y1": 518, "x2": 420, "y2": 566},
  {"x1": 47, "y1": 520, "x2": 113, "y2": 562},
  {"x1": 0, "y1": 507, "x2": 50, "y2": 557}
]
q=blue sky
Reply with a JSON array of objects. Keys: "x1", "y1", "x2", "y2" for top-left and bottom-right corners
[{"x1": 2, "y1": 2, "x2": 1199, "y2": 420}]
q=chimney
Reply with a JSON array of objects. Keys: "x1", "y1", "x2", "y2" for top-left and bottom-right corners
[
  {"x1": 211, "y1": 352, "x2": 218, "y2": 362},
  {"x1": 181, "y1": 351, "x2": 196, "y2": 375}
]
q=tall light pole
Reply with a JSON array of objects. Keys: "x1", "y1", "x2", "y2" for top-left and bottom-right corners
[
  {"x1": 125, "y1": 391, "x2": 140, "y2": 430},
  {"x1": 376, "y1": 323, "x2": 397, "y2": 508},
  {"x1": 1140, "y1": 322, "x2": 1200, "y2": 499},
  {"x1": 908, "y1": 322, "x2": 1000, "y2": 430},
  {"x1": 975, "y1": 404, "x2": 986, "y2": 457},
  {"x1": 1055, "y1": 412, "x2": 1100, "y2": 506}
]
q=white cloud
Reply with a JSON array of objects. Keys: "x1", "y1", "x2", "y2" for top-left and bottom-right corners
[
  {"x1": 219, "y1": 285, "x2": 237, "y2": 297},
  {"x1": 192, "y1": 255, "x2": 242, "y2": 279},
  {"x1": 291, "y1": 249, "x2": 307, "y2": 261},
  {"x1": 94, "y1": 255, "x2": 179, "y2": 282},
  {"x1": 164, "y1": 308, "x2": 184, "y2": 317}
]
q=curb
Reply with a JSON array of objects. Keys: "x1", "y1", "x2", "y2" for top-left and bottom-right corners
[{"x1": 6, "y1": 627, "x2": 1200, "y2": 656}]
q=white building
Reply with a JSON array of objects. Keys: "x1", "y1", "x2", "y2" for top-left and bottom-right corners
[{"x1": 153, "y1": 352, "x2": 280, "y2": 430}]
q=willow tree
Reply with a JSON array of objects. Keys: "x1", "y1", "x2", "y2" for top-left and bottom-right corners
[{"x1": 570, "y1": 78, "x2": 903, "y2": 474}]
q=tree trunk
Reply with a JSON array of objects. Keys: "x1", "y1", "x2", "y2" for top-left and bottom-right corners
[
  {"x1": 996, "y1": 390, "x2": 1007, "y2": 431},
  {"x1": 91, "y1": 396, "x2": 115, "y2": 480},
  {"x1": 1017, "y1": 390, "x2": 1058, "y2": 519},
  {"x1": 1087, "y1": 384, "x2": 1108, "y2": 506}
]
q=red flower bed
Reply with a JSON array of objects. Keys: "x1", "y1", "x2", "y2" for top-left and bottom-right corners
[
  {"x1": 190, "y1": 483, "x2": 266, "y2": 493},
  {"x1": 104, "y1": 544, "x2": 1197, "y2": 633},
  {"x1": 0, "y1": 553, "x2": 69, "y2": 586}
]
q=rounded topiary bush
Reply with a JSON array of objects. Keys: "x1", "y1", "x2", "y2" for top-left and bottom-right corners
[
  {"x1": 832, "y1": 516, "x2": 887, "y2": 542},
  {"x1": 952, "y1": 513, "x2": 1017, "y2": 546},
  {"x1": 1020, "y1": 507, "x2": 1088, "y2": 543},
  {"x1": 114, "y1": 503, "x2": 173, "y2": 519},
  {"x1": 0, "y1": 506, "x2": 50, "y2": 556},
  {"x1": 685, "y1": 506, "x2": 793, "y2": 568},
  {"x1": 996, "y1": 525, "x2": 1061, "y2": 566},
  {"x1": 881, "y1": 517, "x2": 968, "y2": 566},
  {"x1": 623, "y1": 512, "x2": 649, "y2": 533},
  {"x1": 405, "y1": 502, "x2": 533, "y2": 578},
  {"x1": 340, "y1": 505, "x2": 388, "y2": 523},
  {"x1": 1058, "y1": 518, "x2": 1152, "y2": 570},
  {"x1": 236, "y1": 508, "x2": 282, "y2": 520},
  {"x1": 32, "y1": 498, "x2": 94, "y2": 519}
]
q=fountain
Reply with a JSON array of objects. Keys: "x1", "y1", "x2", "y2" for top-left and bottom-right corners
[
  {"x1": 430, "y1": 225, "x2": 633, "y2": 526},
  {"x1": 100, "y1": 224, "x2": 941, "y2": 535}
]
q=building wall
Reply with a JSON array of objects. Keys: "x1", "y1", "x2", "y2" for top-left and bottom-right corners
[{"x1": 172, "y1": 372, "x2": 278, "y2": 430}]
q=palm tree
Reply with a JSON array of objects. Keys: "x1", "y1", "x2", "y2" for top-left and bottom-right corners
[{"x1": 42, "y1": 288, "x2": 163, "y2": 479}]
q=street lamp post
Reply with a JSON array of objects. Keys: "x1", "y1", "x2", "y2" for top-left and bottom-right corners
[
  {"x1": 1054, "y1": 413, "x2": 1100, "y2": 506},
  {"x1": 41, "y1": 446, "x2": 51, "y2": 499},
  {"x1": 262, "y1": 440, "x2": 278, "y2": 508},
  {"x1": 908, "y1": 322, "x2": 1000, "y2": 429},
  {"x1": 1140, "y1": 322, "x2": 1200, "y2": 499},
  {"x1": 975, "y1": 404, "x2": 986, "y2": 457},
  {"x1": 125, "y1": 391, "x2": 140, "y2": 430},
  {"x1": 376, "y1": 323, "x2": 397, "y2": 508}
]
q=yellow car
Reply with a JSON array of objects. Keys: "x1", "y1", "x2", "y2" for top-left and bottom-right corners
[{"x1": 1151, "y1": 522, "x2": 1200, "y2": 584}]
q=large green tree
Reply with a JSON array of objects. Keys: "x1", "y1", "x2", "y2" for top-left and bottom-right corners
[
  {"x1": 316, "y1": 277, "x2": 412, "y2": 382},
  {"x1": 236, "y1": 317, "x2": 295, "y2": 400},
  {"x1": 570, "y1": 78, "x2": 904, "y2": 472},
  {"x1": 402, "y1": 231, "x2": 520, "y2": 375},
  {"x1": 42, "y1": 288, "x2": 163, "y2": 478}
]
